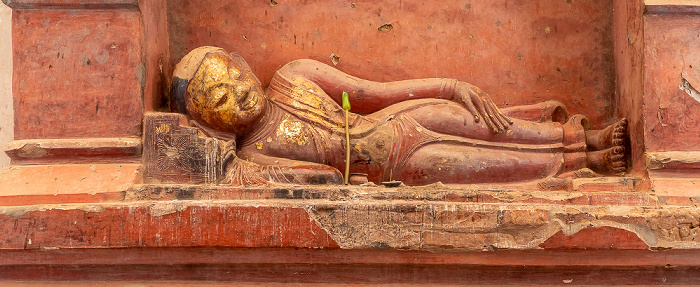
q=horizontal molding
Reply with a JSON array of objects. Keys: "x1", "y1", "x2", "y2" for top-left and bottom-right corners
[
  {"x1": 2, "y1": 0, "x2": 138, "y2": 10},
  {"x1": 646, "y1": 151, "x2": 700, "y2": 170},
  {"x1": 5, "y1": 138, "x2": 141, "y2": 164},
  {"x1": 645, "y1": 0, "x2": 700, "y2": 14}
]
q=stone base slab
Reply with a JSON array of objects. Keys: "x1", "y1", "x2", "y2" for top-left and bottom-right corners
[
  {"x1": 1, "y1": 197, "x2": 699, "y2": 251},
  {"x1": 0, "y1": 248, "x2": 699, "y2": 285}
]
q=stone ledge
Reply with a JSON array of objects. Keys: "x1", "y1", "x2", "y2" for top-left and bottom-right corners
[
  {"x1": 127, "y1": 183, "x2": 662, "y2": 206},
  {"x1": 1, "y1": 249, "x2": 699, "y2": 285},
  {"x1": 1, "y1": 198, "x2": 699, "y2": 251},
  {"x1": 5, "y1": 138, "x2": 142, "y2": 165},
  {"x1": 645, "y1": 0, "x2": 700, "y2": 14},
  {"x1": 3, "y1": 247, "x2": 700, "y2": 267},
  {"x1": 2, "y1": 0, "x2": 138, "y2": 9},
  {"x1": 647, "y1": 151, "x2": 700, "y2": 170}
]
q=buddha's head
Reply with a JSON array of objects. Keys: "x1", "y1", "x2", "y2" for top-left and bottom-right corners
[{"x1": 172, "y1": 46, "x2": 266, "y2": 134}]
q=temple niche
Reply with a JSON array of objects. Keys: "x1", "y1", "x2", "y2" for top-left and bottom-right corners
[
  {"x1": 1, "y1": 0, "x2": 700, "y2": 284},
  {"x1": 154, "y1": 46, "x2": 629, "y2": 189}
]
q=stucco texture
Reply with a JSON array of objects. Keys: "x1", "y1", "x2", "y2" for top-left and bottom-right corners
[{"x1": 0, "y1": 3, "x2": 12, "y2": 168}]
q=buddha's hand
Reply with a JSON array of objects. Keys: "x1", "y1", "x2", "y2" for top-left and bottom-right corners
[{"x1": 453, "y1": 82, "x2": 513, "y2": 133}]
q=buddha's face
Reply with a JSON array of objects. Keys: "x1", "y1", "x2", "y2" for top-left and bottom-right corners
[{"x1": 186, "y1": 52, "x2": 266, "y2": 134}]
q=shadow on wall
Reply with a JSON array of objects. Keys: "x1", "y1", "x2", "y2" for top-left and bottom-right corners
[{"x1": 0, "y1": 3, "x2": 12, "y2": 168}]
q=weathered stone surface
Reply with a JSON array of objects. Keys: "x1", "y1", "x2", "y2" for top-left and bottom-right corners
[
  {"x1": 643, "y1": 14, "x2": 700, "y2": 152},
  {"x1": 12, "y1": 9, "x2": 143, "y2": 139},
  {"x1": 125, "y1": 184, "x2": 666, "y2": 206},
  {"x1": 613, "y1": 0, "x2": 645, "y2": 175},
  {"x1": 308, "y1": 202, "x2": 700, "y2": 250},
  {"x1": 647, "y1": 151, "x2": 700, "y2": 170},
  {"x1": 0, "y1": 202, "x2": 337, "y2": 249},
  {"x1": 540, "y1": 226, "x2": 649, "y2": 249},
  {"x1": 5, "y1": 138, "x2": 141, "y2": 164},
  {"x1": 0, "y1": 198, "x2": 698, "y2": 251},
  {"x1": 143, "y1": 113, "x2": 224, "y2": 184},
  {"x1": 3, "y1": 0, "x2": 138, "y2": 9},
  {"x1": 140, "y1": 0, "x2": 172, "y2": 111}
]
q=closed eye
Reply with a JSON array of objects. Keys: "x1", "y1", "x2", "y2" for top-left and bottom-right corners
[
  {"x1": 215, "y1": 92, "x2": 228, "y2": 107},
  {"x1": 208, "y1": 85, "x2": 229, "y2": 108}
]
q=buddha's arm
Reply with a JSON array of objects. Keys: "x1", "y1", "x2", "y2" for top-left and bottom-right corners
[
  {"x1": 278, "y1": 59, "x2": 455, "y2": 114},
  {"x1": 277, "y1": 59, "x2": 512, "y2": 132},
  {"x1": 226, "y1": 151, "x2": 343, "y2": 185}
]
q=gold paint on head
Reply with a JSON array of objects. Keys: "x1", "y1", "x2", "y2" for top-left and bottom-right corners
[
  {"x1": 276, "y1": 114, "x2": 312, "y2": 146},
  {"x1": 186, "y1": 51, "x2": 265, "y2": 133}
]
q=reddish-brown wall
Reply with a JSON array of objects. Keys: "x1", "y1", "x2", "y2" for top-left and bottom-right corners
[
  {"x1": 168, "y1": 0, "x2": 615, "y2": 126},
  {"x1": 643, "y1": 14, "x2": 700, "y2": 152},
  {"x1": 12, "y1": 9, "x2": 143, "y2": 139},
  {"x1": 613, "y1": 0, "x2": 645, "y2": 173},
  {"x1": 140, "y1": 0, "x2": 172, "y2": 112},
  {"x1": 0, "y1": 3, "x2": 12, "y2": 167}
]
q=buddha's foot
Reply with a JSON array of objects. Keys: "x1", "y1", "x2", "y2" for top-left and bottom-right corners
[
  {"x1": 586, "y1": 145, "x2": 629, "y2": 176},
  {"x1": 585, "y1": 118, "x2": 628, "y2": 151}
]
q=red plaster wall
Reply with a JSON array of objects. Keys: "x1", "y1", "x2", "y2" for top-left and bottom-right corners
[
  {"x1": 12, "y1": 9, "x2": 143, "y2": 139},
  {"x1": 539, "y1": 226, "x2": 649, "y2": 249},
  {"x1": 0, "y1": 205, "x2": 337, "y2": 249},
  {"x1": 140, "y1": 0, "x2": 172, "y2": 111},
  {"x1": 168, "y1": 0, "x2": 615, "y2": 126},
  {"x1": 643, "y1": 14, "x2": 700, "y2": 152},
  {"x1": 613, "y1": 0, "x2": 645, "y2": 173}
]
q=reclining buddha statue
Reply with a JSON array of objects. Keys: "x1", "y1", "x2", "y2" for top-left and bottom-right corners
[{"x1": 170, "y1": 46, "x2": 629, "y2": 186}]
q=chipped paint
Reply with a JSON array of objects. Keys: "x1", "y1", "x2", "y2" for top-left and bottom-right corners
[
  {"x1": 288, "y1": 77, "x2": 330, "y2": 127},
  {"x1": 0, "y1": 205, "x2": 39, "y2": 219},
  {"x1": 0, "y1": 192, "x2": 699, "y2": 251},
  {"x1": 148, "y1": 201, "x2": 188, "y2": 216},
  {"x1": 276, "y1": 114, "x2": 311, "y2": 146},
  {"x1": 303, "y1": 199, "x2": 700, "y2": 250}
]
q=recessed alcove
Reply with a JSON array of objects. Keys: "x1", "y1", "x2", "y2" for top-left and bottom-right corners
[{"x1": 0, "y1": 0, "x2": 699, "y2": 284}]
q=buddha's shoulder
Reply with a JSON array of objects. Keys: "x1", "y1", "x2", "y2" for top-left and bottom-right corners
[{"x1": 277, "y1": 59, "x2": 330, "y2": 75}]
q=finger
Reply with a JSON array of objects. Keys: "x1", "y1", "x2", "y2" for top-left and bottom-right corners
[
  {"x1": 479, "y1": 99, "x2": 498, "y2": 133},
  {"x1": 472, "y1": 95, "x2": 488, "y2": 120},
  {"x1": 504, "y1": 112, "x2": 514, "y2": 125},
  {"x1": 486, "y1": 103, "x2": 505, "y2": 132},
  {"x1": 491, "y1": 103, "x2": 512, "y2": 128},
  {"x1": 497, "y1": 113, "x2": 510, "y2": 130},
  {"x1": 491, "y1": 102, "x2": 514, "y2": 125},
  {"x1": 464, "y1": 98, "x2": 480, "y2": 123},
  {"x1": 491, "y1": 103, "x2": 508, "y2": 132},
  {"x1": 502, "y1": 113, "x2": 514, "y2": 126}
]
